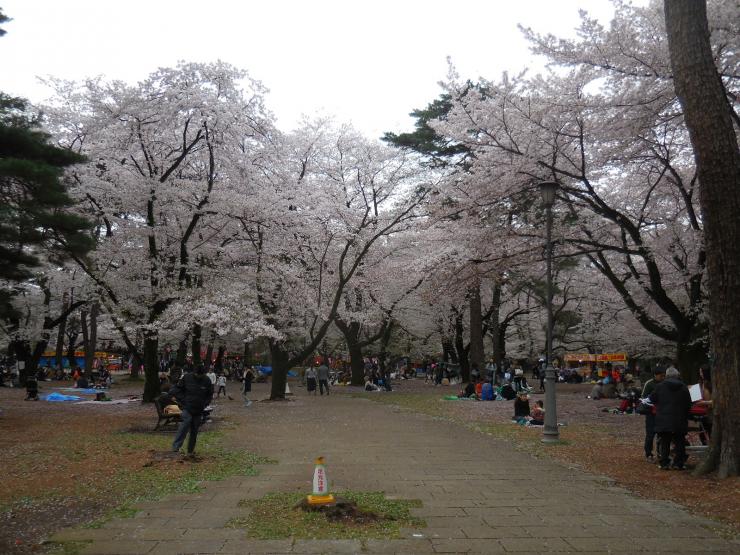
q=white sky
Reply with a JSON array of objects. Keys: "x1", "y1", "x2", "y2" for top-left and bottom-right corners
[{"x1": 1, "y1": 0, "x2": 637, "y2": 138}]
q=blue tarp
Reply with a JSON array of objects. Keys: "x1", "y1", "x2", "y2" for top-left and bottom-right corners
[
  {"x1": 255, "y1": 366, "x2": 297, "y2": 377},
  {"x1": 45, "y1": 392, "x2": 82, "y2": 402}
]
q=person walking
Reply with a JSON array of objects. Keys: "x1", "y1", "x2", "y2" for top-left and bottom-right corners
[
  {"x1": 305, "y1": 365, "x2": 317, "y2": 395},
  {"x1": 649, "y1": 366, "x2": 692, "y2": 470},
  {"x1": 206, "y1": 367, "x2": 217, "y2": 389},
  {"x1": 170, "y1": 365, "x2": 214, "y2": 459},
  {"x1": 640, "y1": 367, "x2": 666, "y2": 462},
  {"x1": 241, "y1": 366, "x2": 255, "y2": 406},
  {"x1": 215, "y1": 373, "x2": 227, "y2": 398},
  {"x1": 317, "y1": 361, "x2": 330, "y2": 395}
]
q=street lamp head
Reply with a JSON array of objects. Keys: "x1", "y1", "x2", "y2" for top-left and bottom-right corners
[{"x1": 538, "y1": 181, "x2": 559, "y2": 208}]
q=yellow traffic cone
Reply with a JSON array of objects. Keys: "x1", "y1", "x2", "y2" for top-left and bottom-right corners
[{"x1": 307, "y1": 456, "x2": 335, "y2": 505}]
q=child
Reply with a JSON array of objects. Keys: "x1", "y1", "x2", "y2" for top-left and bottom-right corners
[
  {"x1": 530, "y1": 400, "x2": 545, "y2": 425},
  {"x1": 216, "y1": 374, "x2": 227, "y2": 397}
]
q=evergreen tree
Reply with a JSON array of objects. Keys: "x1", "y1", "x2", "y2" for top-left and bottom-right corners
[
  {"x1": 0, "y1": 9, "x2": 93, "y2": 319},
  {"x1": 382, "y1": 93, "x2": 470, "y2": 166}
]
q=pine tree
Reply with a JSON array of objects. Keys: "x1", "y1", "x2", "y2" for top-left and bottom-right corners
[
  {"x1": 0, "y1": 8, "x2": 93, "y2": 319},
  {"x1": 0, "y1": 95, "x2": 93, "y2": 317}
]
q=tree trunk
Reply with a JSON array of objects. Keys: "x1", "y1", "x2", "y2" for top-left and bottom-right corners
[
  {"x1": 214, "y1": 345, "x2": 226, "y2": 372},
  {"x1": 347, "y1": 336, "x2": 365, "y2": 386},
  {"x1": 337, "y1": 321, "x2": 366, "y2": 386},
  {"x1": 81, "y1": 302, "x2": 99, "y2": 379},
  {"x1": 243, "y1": 341, "x2": 251, "y2": 366},
  {"x1": 142, "y1": 332, "x2": 160, "y2": 402},
  {"x1": 29, "y1": 337, "x2": 48, "y2": 378},
  {"x1": 442, "y1": 338, "x2": 457, "y2": 363},
  {"x1": 66, "y1": 331, "x2": 78, "y2": 371},
  {"x1": 269, "y1": 340, "x2": 289, "y2": 400},
  {"x1": 489, "y1": 283, "x2": 504, "y2": 366},
  {"x1": 55, "y1": 292, "x2": 69, "y2": 370},
  {"x1": 129, "y1": 351, "x2": 141, "y2": 379},
  {"x1": 129, "y1": 328, "x2": 143, "y2": 378},
  {"x1": 175, "y1": 332, "x2": 188, "y2": 368},
  {"x1": 204, "y1": 332, "x2": 214, "y2": 371},
  {"x1": 454, "y1": 312, "x2": 470, "y2": 382},
  {"x1": 468, "y1": 281, "x2": 485, "y2": 373},
  {"x1": 9, "y1": 339, "x2": 32, "y2": 385},
  {"x1": 665, "y1": 0, "x2": 740, "y2": 477},
  {"x1": 80, "y1": 309, "x2": 90, "y2": 378},
  {"x1": 675, "y1": 335, "x2": 708, "y2": 385},
  {"x1": 378, "y1": 321, "x2": 394, "y2": 375},
  {"x1": 191, "y1": 324, "x2": 202, "y2": 366}
]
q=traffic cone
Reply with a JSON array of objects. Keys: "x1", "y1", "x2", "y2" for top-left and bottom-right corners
[
  {"x1": 285, "y1": 382, "x2": 292, "y2": 395},
  {"x1": 307, "y1": 456, "x2": 335, "y2": 505}
]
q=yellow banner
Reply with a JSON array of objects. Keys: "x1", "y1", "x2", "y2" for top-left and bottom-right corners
[{"x1": 563, "y1": 353, "x2": 627, "y2": 363}]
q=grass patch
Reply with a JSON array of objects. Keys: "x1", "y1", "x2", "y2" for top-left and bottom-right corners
[
  {"x1": 230, "y1": 491, "x2": 424, "y2": 540},
  {"x1": 44, "y1": 540, "x2": 91, "y2": 555},
  {"x1": 79, "y1": 431, "x2": 274, "y2": 527}
]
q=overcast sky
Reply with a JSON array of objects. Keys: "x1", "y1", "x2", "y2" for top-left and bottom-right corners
[{"x1": 1, "y1": 0, "x2": 641, "y2": 138}]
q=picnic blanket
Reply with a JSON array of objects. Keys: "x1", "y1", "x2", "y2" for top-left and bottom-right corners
[
  {"x1": 44, "y1": 392, "x2": 82, "y2": 402},
  {"x1": 76, "y1": 398, "x2": 139, "y2": 405}
]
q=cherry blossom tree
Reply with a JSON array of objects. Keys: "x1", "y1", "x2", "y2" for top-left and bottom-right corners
[
  {"x1": 44, "y1": 62, "x2": 276, "y2": 400},
  {"x1": 231, "y1": 121, "x2": 430, "y2": 398},
  {"x1": 430, "y1": 0, "x2": 739, "y2": 378}
]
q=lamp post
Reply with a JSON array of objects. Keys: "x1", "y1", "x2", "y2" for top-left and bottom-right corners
[{"x1": 539, "y1": 181, "x2": 559, "y2": 443}]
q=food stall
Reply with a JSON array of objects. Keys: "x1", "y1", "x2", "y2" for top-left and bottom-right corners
[{"x1": 563, "y1": 353, "x2": 628, "y2": 378}]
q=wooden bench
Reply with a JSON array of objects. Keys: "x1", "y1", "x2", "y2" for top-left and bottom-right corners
[{"x1": 154, "y1": 397, "x2": 182, "y2": 430}]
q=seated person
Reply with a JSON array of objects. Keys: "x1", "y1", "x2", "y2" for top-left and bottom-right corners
[
  {"x1": 364, "y1": 378, "x2": 381, "y2": 392},
  {"x1": 25, "y1": 376, "x2": 39, "y2": 400},
  {"x1": 76, "y1": 375, "x2": 89, "y2": 389},
  {"x1": 618, "y1": 379, "x2": 641, "y2": 412},
  {"x1": 474, "y1": 379, "x2": 483, "y2": 398},
  {"x1": 601, "y1": 381, "x2": 617, "y2": 399},
  {"x1": 459, "y1": 381, "x2": 477, "y2": 398},
  {"x1": 500, "y1": 382, "x2": 517, "y2": 400},
  {"x1": 530, "y1": 400, "x2": 545, "y2": 425},
  {"x1": 158, "y1": 390, "x2": 182, "y2": 415},
  {"x1": 513, "y1": 391, "x2": 531, "y2": 419},
  {"x1": 589, "y1": 380, "x2": 604, "y2": 399}
]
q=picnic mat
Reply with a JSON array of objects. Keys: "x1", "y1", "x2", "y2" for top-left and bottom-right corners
[{"x1": 44, "y1": 392, "x2": 82, "y2": 402}]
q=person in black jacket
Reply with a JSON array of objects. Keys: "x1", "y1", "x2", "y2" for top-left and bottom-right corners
[
  {"x1": 170, "y1": 365, "x2": 214, "y2": 457},
  {"x1": 640, "y1": 367, "x2": 665, "y2": 461},
  {"x1": 649, "y1": 367, "x2": 692, "y2": 470}
]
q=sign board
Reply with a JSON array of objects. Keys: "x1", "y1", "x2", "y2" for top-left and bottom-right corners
[{"x1": 563, "y1": 353, "x2": 628, "y2": 363}]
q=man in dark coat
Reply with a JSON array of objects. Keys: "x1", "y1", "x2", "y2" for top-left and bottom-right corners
[
  {"x1": 640, "y1": 367, "x2": 666, "y2": 461},
  {"x1": 170, "y1": 365, "x2": 213, "y2": 457},
  {"x1": 649, "y1": 367, "x2": 692, "y2": 470}
]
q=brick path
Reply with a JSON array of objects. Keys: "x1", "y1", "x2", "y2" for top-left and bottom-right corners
[{"x1": 54, "y1": 384, "x2": 739, "y2": 554}]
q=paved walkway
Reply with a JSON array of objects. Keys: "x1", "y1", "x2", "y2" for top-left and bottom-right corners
[{"x1": 55, "y1": 385, "x2": 738, "y2": 554}]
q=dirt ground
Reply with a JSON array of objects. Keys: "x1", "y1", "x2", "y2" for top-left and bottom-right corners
[{"x1": 0, "y1": 378, "x2": 158, "y2": 552}]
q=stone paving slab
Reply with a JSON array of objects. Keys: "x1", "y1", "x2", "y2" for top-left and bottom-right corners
[{"x1": 53, "y1": 386, "x2": 739, "y2": 554}]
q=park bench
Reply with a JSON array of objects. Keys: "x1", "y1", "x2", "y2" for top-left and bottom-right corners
[{"x1": 154, "y1": 397, "x2": 182, "y2": 430}]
